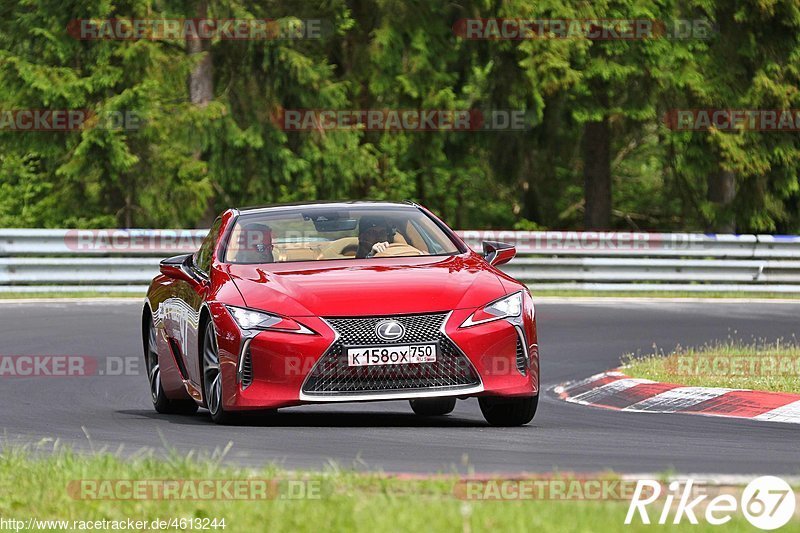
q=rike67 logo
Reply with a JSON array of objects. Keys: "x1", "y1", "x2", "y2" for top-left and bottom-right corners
[{"x1": 626, "y1": 476, "x2": 796, "y2": 530}]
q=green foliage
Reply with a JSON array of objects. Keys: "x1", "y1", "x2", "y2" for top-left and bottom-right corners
[
  {"x1": 0, "y1": 445, "x2": 780, "y2": 532},
  {"x1": 0, "y1": 0, "x2": 798, "y2": 231}
]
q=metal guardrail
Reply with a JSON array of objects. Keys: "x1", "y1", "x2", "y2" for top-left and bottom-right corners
[
  {"x1": 1, "y1": 229, "x2": 800, "y2": 293},
  {"x1": 0, "y1": 229, "x2": 207, "y2": 256}
]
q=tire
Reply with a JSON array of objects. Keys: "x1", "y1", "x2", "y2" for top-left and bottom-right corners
[
  {"x1": 479, "y1": 395, "x2": 538, "y2": 426},
  {"x1": 409, "y1": 397, "x2": 457, "y2": 416},
  {"x1": 202, "y1": 320, "x2": 236, "y2": 425},
  {"x1": 145, "y1": 318, "x2": 198, "y2": 415}
]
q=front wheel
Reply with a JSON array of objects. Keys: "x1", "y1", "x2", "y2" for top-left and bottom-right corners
[
  {"x1": 409, "y1": 397, "x2": 457, "y2": 416},
  {"x1": 146, "y1": 319, "x2": 197, "y2": 415},
  {"x1": 202, "y1": 320, "x2": 236, "y2": 425},
  {"x1": 479, "y1": 395, "x2": 538, "y2": 426}
]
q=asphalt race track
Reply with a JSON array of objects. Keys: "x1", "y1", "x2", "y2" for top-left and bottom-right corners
[{"x1": 1, "y1": 299, "x2": 798, "y2": 475}]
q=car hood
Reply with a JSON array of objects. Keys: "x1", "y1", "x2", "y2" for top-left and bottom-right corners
[{"x1": 225, "y1": 254, "x2": 506, "y2": 317}]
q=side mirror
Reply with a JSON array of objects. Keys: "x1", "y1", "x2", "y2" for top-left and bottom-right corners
[
  {"x1": 482, "y1": 241, "x2": 516, "y2": 267},
  {"x1": 159, "y1": 253, "x2": 200, "y2": 284}
]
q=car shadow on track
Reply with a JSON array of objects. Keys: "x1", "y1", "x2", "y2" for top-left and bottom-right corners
[{"x1": 116, "y1": 409, "x2": 491, "y2": 428}]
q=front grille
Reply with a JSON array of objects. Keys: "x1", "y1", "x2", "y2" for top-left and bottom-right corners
[{"x1": 302, "y1": 313, "x2": 480, "y2": 395}]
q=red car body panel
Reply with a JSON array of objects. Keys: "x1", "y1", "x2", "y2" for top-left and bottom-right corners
[
  {"x1": 143, "y1": 202, "x2": 538, "y2": 413},
  {"x1": 225, "y1": 254, "x2": 506, "y2": 317}
]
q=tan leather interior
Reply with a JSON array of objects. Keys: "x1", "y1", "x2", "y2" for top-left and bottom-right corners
[
  {"x1": 319, "y1": 237, "x2": 359, "y2": 259},
  {"x1": 392, "y1": 232, "x2": 408, "y2": 245},
  {"x1": 273, "y1": 242, "x2": 324, "y2": 262},
  {"x1": 402, "y1": 222, "x2": 428, "y2": 251},
  {"x1": 373, "y1": 243, "x2": 424, "y2": 257},
  {"x1": 318, "y1": 233, "x2": 410, "y2": 259},
  {"x1": 226, "y1": 224, "x2": 277, "y2": 262},
  {"x1": 227, "y1": 223, "x2": 426, "y2": 263}
]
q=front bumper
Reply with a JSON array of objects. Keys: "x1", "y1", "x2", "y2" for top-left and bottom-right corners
[{"x1": 215, "y1": 307, "x2": 538, "y2": 411}]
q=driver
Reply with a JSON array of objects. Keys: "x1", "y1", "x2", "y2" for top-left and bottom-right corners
[
  {"x1": 237, "y1": 223, "x2": 274, "y2": 263},
  {"x1": 356, "y1": 216, "x2": 395, "y2": 259}
]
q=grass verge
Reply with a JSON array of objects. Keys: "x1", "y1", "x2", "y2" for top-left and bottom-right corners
[
  {"x1": 0, "y1": 446, "x2": 775, "y2": 532},
  {"x1": 623, "y1": 339, "x2": 800, "y2": 392}
]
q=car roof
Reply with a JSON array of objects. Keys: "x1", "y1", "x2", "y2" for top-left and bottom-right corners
[{"x1": 235, "y1": 200, "x2": 419, "y2": 215}]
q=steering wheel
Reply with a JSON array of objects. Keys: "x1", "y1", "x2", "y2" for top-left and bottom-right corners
[
  {"x1": 341, "y1": 243, "x2": 359, "y2": 256},
  {"x1": 374, "y1": 243, "x2": 424, "y2": 257}
]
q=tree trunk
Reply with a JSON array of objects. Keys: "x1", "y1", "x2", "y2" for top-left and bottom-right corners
[
  {"x1": 583, "y1": 117, "x2": 612, "y2": 229},
  {"x1": 416, "y1": 171, "x2": 426, "y2": 204},
  {"x1": 187, "y1": 1, "x2": 213, "y2": 108},
  {"x1": 522, "y1": 150, "x2": 541, "y2": 223},
  {"x1": 187, "y1": 1, "x2": 215, "y2": 226},
  {"x1": 707, "y1": 169, "x2": 736, "y2": 232}
]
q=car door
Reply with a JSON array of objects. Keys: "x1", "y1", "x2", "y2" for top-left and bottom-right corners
[{"x1": 179, "y1": 217, "x2": 223, "y2": 386}]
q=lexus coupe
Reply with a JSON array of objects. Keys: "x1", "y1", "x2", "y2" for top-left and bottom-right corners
[{"x1": 142, "y1": 201, "x2": 539, "y2": 425}]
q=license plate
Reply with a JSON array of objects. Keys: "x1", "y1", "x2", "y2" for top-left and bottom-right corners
[{"x1": 347, "y1": 344, "x2": 437, "y2": 367}]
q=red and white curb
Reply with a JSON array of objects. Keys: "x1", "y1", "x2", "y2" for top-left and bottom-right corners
[{"x1": 553, "y1": 370, "x2": 800, "y2": 424}]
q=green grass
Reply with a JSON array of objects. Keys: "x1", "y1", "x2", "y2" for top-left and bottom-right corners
[
  {"x1": 623, "y1": 339, "x2": 800, "y2": 392},
  {"x1": 0, "y1": 445, "x2": 778, "y2": 532}
]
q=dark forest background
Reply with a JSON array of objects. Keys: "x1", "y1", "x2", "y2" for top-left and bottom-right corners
[{"x1": 1, "y1": 0, "x2": 799, "y2": 232}]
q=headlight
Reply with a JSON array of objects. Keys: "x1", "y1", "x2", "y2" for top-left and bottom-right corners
[
  {"x1": 226, "y1": 306, "x2": 314, "y2": 334},
  {"x1": 460, "y1": 292, "x2": 523, "y2": 328}
]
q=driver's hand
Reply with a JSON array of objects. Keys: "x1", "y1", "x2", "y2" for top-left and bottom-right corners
[{"x1": 370, "y1": 241, "x2": 390, "y2": 255}]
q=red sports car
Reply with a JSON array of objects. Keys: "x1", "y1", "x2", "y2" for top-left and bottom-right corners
[{"x1": 142, "y1": 201, "x2": 539, "y2": 425}]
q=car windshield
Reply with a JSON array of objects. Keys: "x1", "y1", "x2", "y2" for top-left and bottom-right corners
[{"x1": 224, "y1": 206, "x2": 461, "y2": 263}]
